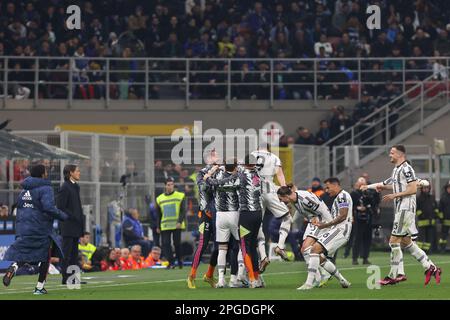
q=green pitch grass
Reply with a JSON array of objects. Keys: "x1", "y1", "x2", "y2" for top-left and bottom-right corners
[{"x1": 1, "y1": 252, "x2": 449, "y2": 300}]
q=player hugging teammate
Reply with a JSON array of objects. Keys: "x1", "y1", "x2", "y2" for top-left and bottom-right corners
[
  {"x1": 189, "y1": 145, "x2": 294, "y2": 289},
  {"x1": 278, "y1": 178, "x2": 352, "y2": 290}
]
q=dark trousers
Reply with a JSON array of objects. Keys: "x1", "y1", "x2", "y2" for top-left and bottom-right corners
[
  {"x1": 61, "y1": 237, "x2": 79, "y2": 283},
  {"x1": 191, "y1": 212, "x2": 218, "y2": 271},
  {"x1": 239, "y1": 211, "x2": 262, "y2": 274},
  {"x1": 152, "y1": 227, "x2": 160, "y2": 247},
  {"x1": 418, "y1": 225, "x2": 436, "y2": 253},
  {"x1": 128, "y1": 239, "x2": 153, "y2": 257},
  {"x1": 439, "y1": 224, "x2": 449, "y2": 251},
  {"x1": 161, "y1": 229, "x2": 182, "y2": 266},
  {"x1": 344, "y1": 226, "x2": 355, "y2": 257},
  {"x1": 352, "y1": 220, "x2": 372, "y2": 260}
]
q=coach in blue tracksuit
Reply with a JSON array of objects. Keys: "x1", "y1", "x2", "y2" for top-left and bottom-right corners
[{"x1": 2, "y1": 164, "x2": 68, "y2": 295}]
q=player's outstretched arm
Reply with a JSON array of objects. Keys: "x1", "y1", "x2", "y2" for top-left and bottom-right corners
[
  {"x1": 382, "y1": 180, "x2": 417, "y2": 202},
  {"x1": 276, "y1": 166, "x2": 286, "y2": 187},
  {"x1": 362, "y1": 181, "x2": 392, "y2": 192}
]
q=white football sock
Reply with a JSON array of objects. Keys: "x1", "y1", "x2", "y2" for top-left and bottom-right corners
[
  {"x1": 277, "y1": 215, "x2": 292, "y2": 249},
  {"x1": 257, "y1": 227, "x2": 267, "y2": 261},
  {"x1": 303, "y1": 247, "x2": 321, "y2": 282},
  {"x1": 217, "y1": 249, "x2": 227, "y2": 284},
  {"x1": 36, "y1": 281, "x2": 45, "y2": 290},
  {"x1": 237, "y1": 250, "x2": 245, "y2": 279},
  {"x1": 405, "y1": 242, "x2": 434, "y2": 270},
  {"x1": 321, "y1": 259, "x2": 345, "y2": 282},
  {"x1": 388, "y1": 243, "x2": 403, "y2": 278},
  {"x1": 306, "y1": 253, "x2": 320, "y2": 286}
]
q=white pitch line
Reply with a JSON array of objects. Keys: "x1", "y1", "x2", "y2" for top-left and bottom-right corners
[{"x1": 1, "y1": 260, "x2": 449, "y2": 296}]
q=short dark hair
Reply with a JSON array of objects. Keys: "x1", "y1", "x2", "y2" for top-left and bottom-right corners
[
  {"x1": 392, "y1": 144, "x2": 406, "y2": 154},
  {"x1": 324, "y1": 177, "x2": 340, "y2": 185},
  {"x1": 63, "y1": 164, "x2": 78, "y2": 181},
  {"x1": 82, "y1": 232, "x2": 91, "y2": 237},
  {"x1": 165, "y1": 177, "x2": 175, "y2": 184},
  {"x1": 225, "y1": 158, "x2": 238, "y2": 172},
  {"x1": 277, "y1": 185, "x2": 293, "y2": 196},
  {"x1": 30, "y1": 164, "x2": 46, "y2": 178}
]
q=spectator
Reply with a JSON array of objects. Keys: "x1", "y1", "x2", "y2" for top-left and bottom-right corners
[
  {"x1": 295, "y1": 128, "x2": 316, "y2": 145},
  {"x1": 411, "y1": 28, "x2": 432, "y2": 56},
  {"x1": 307, "y1": 177, "x2": 325, "y2": 198},
  {"x1": 315, "y1": 120, "x2": 331, "y2": 145},
  {"x1": 318, "y1": 61, "x2": 350, "y2": 99},
  {"x1": 145, "y1": 246, "x2": 167, "y2": 267},
  {"x1": 336, "y1": 33, "x2": 356, "y2": 57},
  {"x1": 9, "y1": 63, "x2": 31, "y2": 99},
  {"x1": 364, "y1": 62, "x2": 385, "y2": 97},
  {"x1": 0, "y1": 204, "x2": 9, "y2": 217},
  {"x1": 329, "y1": 105, "x2": 352, "y2": 143},
  {"x1": 314, "y1": 34, "x2": 333, "y2": 57},
  {"x1": 247, "y1": 2, "x2": 271, "y2": 36},
  {"x1": 434, "y1": 30, "x2": 450, "y2": 56},
  {"x1": 352, "y1": 91, "x2": 376, "y2": 145},
  {"x1": 122, "y1": 208, "x2": 152, "y2": 257},
  {"x1": 127, "y1": 245, "x2": 148, "y2": 270},
  {"x1": 377, "y1": 81, "x2": 402, "y2": 143},
  {"x1": 100, "y1": 248, "x2": 121, "y2": 271},
  {"x1": 371, "y1": 32, "x2": 392, "y2": 57},
  {"x1": 432, "y1": 51, "x2": 448, "y2": 80},
  {"x1": 78, "y1": 232, "x2": 97, "y2": 265},
  {"x1": 384, "y1": 46, "x2": 405, "y2": 82},
  {"x1": 119, "y1": 248, "x2": 132, "y2": 270}
]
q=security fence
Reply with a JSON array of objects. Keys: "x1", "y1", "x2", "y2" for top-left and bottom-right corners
[
  {"x1": 1, "y1": 131, "x2": 449, "y2": 249},
  {"x1": 1, "y1": 56, "x2": 449, "y2": 109}
]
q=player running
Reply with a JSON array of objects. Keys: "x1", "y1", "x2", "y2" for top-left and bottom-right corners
[
  {"x1": 297, "y1": 177, "x2": 352, "y2": 290},
  {"x1": 251, "y1": 145, "x2": 291, "y2": 271},
  {"x1": 361, "y1": 145, "x2": 441, "y2": 285},
  {"x1": 277, "y1": 184, "x2": 333, "y2": 287},
  {"x1": 187, "y1": 159, "x2": 220, "y2": 289}
]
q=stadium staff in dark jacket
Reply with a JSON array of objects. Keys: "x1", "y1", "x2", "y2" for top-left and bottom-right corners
[
  {"x1": 56, "y1": 164, "x2": 85, "y2": 285},
  {"x1": 3, "y1": 164, "x2": 68, "y2": 295},
  {"x1": 416, "y1": 181, "x2": 439, "y2": 253},
  {"x1": 438, "y1": 180, "x2": 450, "y2": 252}
]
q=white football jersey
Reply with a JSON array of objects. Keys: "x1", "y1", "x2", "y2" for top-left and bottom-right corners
[
  {"x1": 251, "y1": 150, "x2": 281, "y2": 179},
  {"x1": 293, "y1": 190, "x2": 333, "y2": 223},
  {"x1": 251, "y1": 150, "x2": 282, "y2": 193},
  {"x1": 331, "y1": 190, "x2": 353, "y2": 227},
  {"x1": 383, "y1": 160, "x2": 417, "y2": 212}
]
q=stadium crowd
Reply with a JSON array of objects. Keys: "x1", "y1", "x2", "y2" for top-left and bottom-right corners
[{"x1": 1, "y1": 0, "x2": 450, "y2": 99}]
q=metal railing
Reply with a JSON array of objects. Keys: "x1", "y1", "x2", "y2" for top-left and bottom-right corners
[
  {"x1": 324, "y1": 74, "x2": 450, "y2": 176},
  {"x1": 1, "y1": 56, "x2": 449, "y2": 109}
]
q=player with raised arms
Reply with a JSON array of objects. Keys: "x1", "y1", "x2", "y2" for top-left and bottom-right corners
[
  {"x1": 251, "y1": 143, "x2": 292, "y2": 272},
  {"x1": 361, "y1": 145, "x2": 441, "y2": 285}
]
